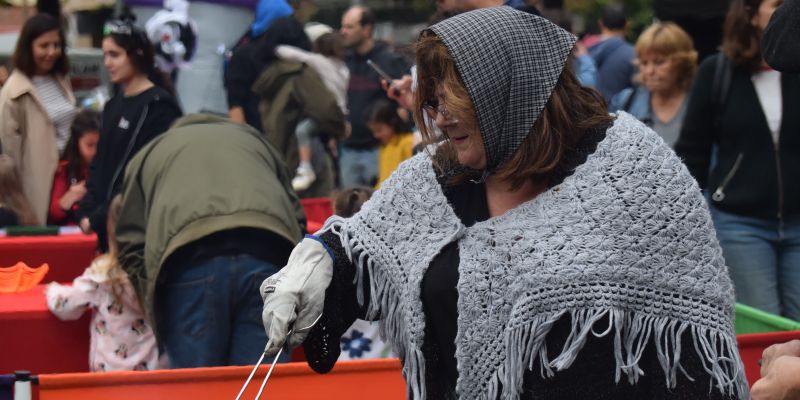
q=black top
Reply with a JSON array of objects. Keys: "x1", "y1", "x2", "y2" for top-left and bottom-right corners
[
  {"x1": 421, "y1": 179, "x2": 488, "y2": 394},
  {"x1": 675, "y1": 54, "x2": 800, "y2": 220},
  {"x1": 0, "y1": 207, "x2": 18, "y2": 228},
  {"x1": 78, "y1": 86, "x2": 182, "y2": 251},
  {"x1": 225, "y1": 15, "x2": 311, "y2": 132},
  {"x1": 343, "y1": 43, "x2": 409, "y2": 150},
  {"x1": 762, "y1": 0, "x2": 800, "y2": 73},
  {"x1": 307, "y1": 119, "x2": 734, "y2": 398},
  {"x1": 162, "y1": 227, "x2": 294, "y2": 272}
]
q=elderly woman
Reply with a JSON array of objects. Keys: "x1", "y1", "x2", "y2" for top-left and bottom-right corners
[
  {"x1": 609, "y1": 22, "x2": 697, "y2": 147},
  {"x1": 262, "y1": 7, "x2": 747, "y2": 399}
]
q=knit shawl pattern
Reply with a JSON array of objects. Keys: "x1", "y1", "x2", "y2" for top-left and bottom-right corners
[{"x1": 322, "y1": 113, "x2": 747, "y2": 399}]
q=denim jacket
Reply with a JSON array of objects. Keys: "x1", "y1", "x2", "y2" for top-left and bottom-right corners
[{"x1": 609, "y1": 86, "x2": 653, "y2": 126}]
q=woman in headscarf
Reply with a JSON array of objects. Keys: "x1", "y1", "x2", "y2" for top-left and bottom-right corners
[{"x1": 261, "y1": 7, "x2": 747, "y2": 399}]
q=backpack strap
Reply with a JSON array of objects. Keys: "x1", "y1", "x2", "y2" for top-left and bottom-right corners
[
  {"x1": 711, "y1": 54, "x2": 733, "y2": 130},
  {"x1": 622, "y1": 86, "x2": 639, "y2": 113}
]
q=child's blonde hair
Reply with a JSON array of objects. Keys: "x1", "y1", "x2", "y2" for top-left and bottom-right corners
[{"x1": 89, "y1": 195, "x2": 127, "y2": 302}]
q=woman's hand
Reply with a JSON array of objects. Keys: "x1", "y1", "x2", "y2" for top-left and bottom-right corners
[
  {"x1": 752, "y1": 340, "x2": 800, "y2": 400},
  {"x1": 261, "y1": 236, "x2": 333, "y2": 356},
  {"x1": 79, "y1": 217, "x2": 93, "y2": 234},
  {"x1": 381, "y1": 74, "x2": 414, "y2": 111},
  {"x1": 58, "y1": 181, "x2": 87, "y2": 211},
  {"x1": 752, "y1": 356, "x2": 800, "y2": 399}
]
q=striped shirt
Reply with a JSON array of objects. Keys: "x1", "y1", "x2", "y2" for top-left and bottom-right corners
[{"x1": 31, "y1": 75, "x2": 76, "y2": 154}]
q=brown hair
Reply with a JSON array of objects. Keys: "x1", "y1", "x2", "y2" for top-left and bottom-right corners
[
  {"x1": 0, "y1": 155, "x2": 39, "y2": 225},
  {"x1": 13, "y1": 13, "x2": 69, "y2": 77},
  {"x1": 413, "y1": 32, "x2": 614, "y2": 190},
  {"x1": 314, "y1": 32, "x2": 345, "y2": 60},
  {"x1": 635, "y1": 22, "x2": 698, "y2": 91},
  {"x1": 722, "y1": 0, "x2": 765, "y2": 71},
  {"x1": 333, "y1": 186, "x2": 374, "y2": 218},
  {"x1": 62, "y1": 108, "x2": 101, "y2": 181}
]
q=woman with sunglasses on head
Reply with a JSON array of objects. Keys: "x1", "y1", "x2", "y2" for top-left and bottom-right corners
[
  {"x1": 78, "y1": 15, "x2": 182, "y2": 251},
  {"x1": 0, "y1": 13, "x2": 76, "y2": 225},
  {"x1": 261, "y1": 7, "x2": 747, "y2": 399}
]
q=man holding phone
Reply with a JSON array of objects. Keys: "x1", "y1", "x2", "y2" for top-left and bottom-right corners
[{"x1": 339, "y1": 5, "x2": 410, "y2": 187}]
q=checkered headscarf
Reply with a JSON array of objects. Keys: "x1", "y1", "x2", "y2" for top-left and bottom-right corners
[{"x1": 428, "y1": 6, "x2": 577, "y2": 171}]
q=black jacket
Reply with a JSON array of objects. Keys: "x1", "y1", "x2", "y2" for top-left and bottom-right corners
[
  {"x1": 675, "y1": 54, "x2": 800, "y2": 220},
  {"x1": 78, "y1": 86, "x2": 182, "y2": 250},
  {"x1": 762, "y1": 0, "x2": 800, "y2": 73},
  {"x1": 343, "y1": 42, "x2": 410, "y2": 149},
  {"x1": 225, "y1": 15, "x2": 311, "y2": 132}
]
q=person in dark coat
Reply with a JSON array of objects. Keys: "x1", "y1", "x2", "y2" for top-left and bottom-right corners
[{"x1": 762, "y1": 0, "x2": 800, "y2": 73}]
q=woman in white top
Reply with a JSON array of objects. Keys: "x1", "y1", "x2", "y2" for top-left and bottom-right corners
[
  {"x1": 0, "y1": 14, "x2": 76, "y2": 225},
  {"x1": 676, "y1": 0, "x2": 800, "y2": 321}
]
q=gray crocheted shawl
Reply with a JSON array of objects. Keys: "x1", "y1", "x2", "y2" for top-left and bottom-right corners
[{"x1": 322, "y1": 113, "x2": 748, "y2": 399}]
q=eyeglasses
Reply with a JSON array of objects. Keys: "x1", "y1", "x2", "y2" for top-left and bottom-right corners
[
  {"x1": 422, "y1": 98, "x2": 454, "y2": 120},
  {"x1": 103, "y1": 21, "x2": 134, "y2": 36}
]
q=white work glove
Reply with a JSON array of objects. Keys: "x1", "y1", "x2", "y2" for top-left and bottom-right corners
[{"x1": 261, "y1": 235, "x2": 333, "y2": 356}]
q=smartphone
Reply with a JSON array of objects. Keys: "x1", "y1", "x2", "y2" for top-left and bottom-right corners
[{"x1": 367, "y1": 59, "x2": 394, "y2": 82}]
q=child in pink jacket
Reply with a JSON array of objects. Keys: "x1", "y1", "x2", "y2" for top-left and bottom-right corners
[{"x1": 46, "y1": 196, "x2": 162, "y2": 372}]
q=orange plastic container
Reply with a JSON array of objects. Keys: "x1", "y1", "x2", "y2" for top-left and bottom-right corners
[
  {"x1": 38, "y1": 359, "x2": 404, "y2": 400},
  {"x1": 737, "y1": 330, "x2": 800, "y2": 387}
]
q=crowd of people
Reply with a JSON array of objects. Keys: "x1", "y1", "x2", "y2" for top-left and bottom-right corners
[{"x1": 1, "y1": 0, "x2": 799, "y2": 398}]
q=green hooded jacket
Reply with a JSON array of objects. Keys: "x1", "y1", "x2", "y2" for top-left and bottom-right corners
[
  {"x1": 116, "y1": 114, "x2": 306, "y2": 329},
  {"x1": 253, "y1": 60, "x2": 346, "y2": 197}
]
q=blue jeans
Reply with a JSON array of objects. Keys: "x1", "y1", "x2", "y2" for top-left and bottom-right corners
[
  {"x1": 710, "y1": 206, "x2": 800, "y2": 321},
  {"x1": 295, "y1": 118, "x2": 317, "y2": 147},
  {"x1": 157, "y1": 254, "x2": 290, "y2": 367},
  {"x1": 339, "y1": 146, "x2": 378, "y2": 187}
]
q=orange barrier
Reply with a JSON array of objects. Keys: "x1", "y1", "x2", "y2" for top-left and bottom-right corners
[
  {"x1": 737, "y1": 330, "x2": 800, "y2": 387},
  {"x1": 38, "y1": 359, "x2": 405, "y2": 400}
]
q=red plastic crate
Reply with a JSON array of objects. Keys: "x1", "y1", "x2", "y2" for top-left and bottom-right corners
[
  {"x1": 737, "y1": 330, "x2": 800, "y2": 387},
  {"x1": 299, "y1": 198, "x2": 333, "y2": 232}
]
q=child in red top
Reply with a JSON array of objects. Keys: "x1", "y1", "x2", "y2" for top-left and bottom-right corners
[{"x1": 49, "y1": 109, "x2": 100, "y2": 225}]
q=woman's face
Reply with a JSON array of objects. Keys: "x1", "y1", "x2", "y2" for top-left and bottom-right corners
[
  {"x1": 102, "y1": 37, "x2": 137, "y2": 84},
  {"x1": 638, "y1": 53, "x2": 678, "y2": 94},
  {"x1": 367, "y1": 122, "x2": 395, "y2": 145},
  {"x1": 751, "y1": 0, "x2": 783, "y2": 31},
  {"x1": 78, "y1": 131, "x2": 100, "y2": 164},
  {"x1": 32, "y1": 30, "x2": 62, "y2": 75},
  {"x1": 427, "y1": 84, "x2": 486, "y2": 170}
]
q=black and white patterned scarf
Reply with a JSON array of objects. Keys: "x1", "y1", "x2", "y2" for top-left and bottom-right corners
[{"x1": 428, "y1": 6, "x2": 576, "y2": 171}]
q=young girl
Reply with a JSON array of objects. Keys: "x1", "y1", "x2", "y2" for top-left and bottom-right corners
[
  {"x1": 49, "y1": 109, "x2": 101, "y2": 225},
  {"x1": 78, "y1": 15, "x2": 182, "y2": 251},
  {"x1": 364, "y1": 100, "x2": 414, "y2": 188},
  {"x1": 275, "y1": 28, "x2": 349, "y2": 191},
  {"x1": 46, "y1": 195, "x2": 162, "y2": 372},
  {"x1": 0, "y1": 155, "x2": 38, "y2": 227}
]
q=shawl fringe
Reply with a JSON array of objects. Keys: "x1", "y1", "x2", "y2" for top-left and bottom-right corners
[{"x1": 322, "y1": 216, "x2": 429, "y2": 399}]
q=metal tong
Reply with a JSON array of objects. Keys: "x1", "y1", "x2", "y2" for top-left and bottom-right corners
[
  {"x1": 234, "y1": 314, "x2": 321, "y2": 400},
  {"x1": 234, "y1": 327, "x2": 293, "y2": 400}
]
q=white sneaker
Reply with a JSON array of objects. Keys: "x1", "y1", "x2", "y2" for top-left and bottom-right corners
[{"x1": 292, "y1": 166, "x2": 316, "y2": 191}]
